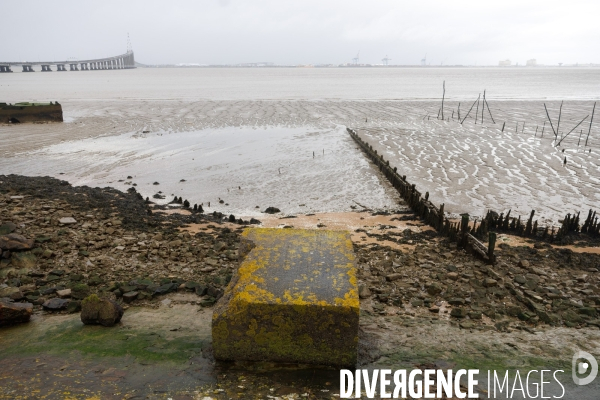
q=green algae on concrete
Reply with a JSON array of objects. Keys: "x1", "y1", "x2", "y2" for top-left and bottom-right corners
[{"x1": 212, "y1": 228, "x2": 359, "y2": 366}]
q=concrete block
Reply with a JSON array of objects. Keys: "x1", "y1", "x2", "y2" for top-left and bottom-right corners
[{"x1": 212, "y1": 228, "x2": 359, "y2": 366}]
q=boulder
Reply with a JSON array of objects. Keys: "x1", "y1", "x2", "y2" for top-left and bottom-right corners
[
  {"x1": 263, "y1": 207, "x2": 281, "y2": 214},
  {"x1": 451, "y1": 308, "x2": 468, "y2": 318},
  {"x1": 122, "y1": 291, "x2": 139, "y2": 302},
  {"x1": 80, "y1": 294, "x2": 123, "y2": 327},
  {"x1": 56, "y1": 288, "x2": 72, "y2": 298},
  {"x1": 43, "y1": 298, "x2": 70, "y2": 311},
  {"x1": 483, "y1": 279, "x2": 498, "y2": 288},
  {"x1": 0, "y1": 222, "x2": 17, "y2": 235},
  {"x1": 0, "y1": 286, "x2": 21, "y2": 298},
  {"x1": 70, "y1": 284, "x2": 90, "y2": 300},
  {"x1": 518, "y1": 260, "x2": 530, "y2": 268},
  {"x1": 0, "y1": 233, "x2": 34, "y2": 251},
  {"x1": 448, "y1": 297, "x2": 466, "y2": 306},
  {"x1": 427, "y1": 283, "x2": 442, "y2": 295},
  {"x1": 0, "y1": 299, "x2": 33, "y2": 326},
  {"x1": 358, "y1": 283, "x2": 371, "y2": 299}
]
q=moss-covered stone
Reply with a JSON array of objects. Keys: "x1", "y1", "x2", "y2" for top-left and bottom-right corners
[
  {"x1": 80, "y1": 294, "x2": 123, "y2": 327},
  {"x1": 70, "y1": 283, "x2": 90, "y2": 300},
  {"x1": 212, "y1": 228, "x2": 359, "y2": 366}
]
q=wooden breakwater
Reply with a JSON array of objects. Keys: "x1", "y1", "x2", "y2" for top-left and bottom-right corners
[
  {"x1": 476, "y1": 208, "x2": 600, "y2": 243},
  {"x1": 348, "y1": 128, "x2": 600, "y2": 262},
  {"x1": 0, "y1": 102, "x2": 63, "y2": 123},
  {"x1": 347, "y1": 128, "x2": 495, "y2": 263}
]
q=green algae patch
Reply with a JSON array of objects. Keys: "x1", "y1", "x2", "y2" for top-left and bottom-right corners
[
  {"x1": 212, "y1": 228, "x2": 359, "y2": 366},
  {"x1": 0, "y1": 312, "x2": 207, "y2": 365}
]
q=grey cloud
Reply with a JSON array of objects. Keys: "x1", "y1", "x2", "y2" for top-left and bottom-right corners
[{"x1": 1, "y1": 0, "x2": 598, "y2": 65}]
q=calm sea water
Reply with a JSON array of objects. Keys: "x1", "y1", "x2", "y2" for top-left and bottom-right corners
[
  {"x1": 2, "y1": 67, "x2": 599, "y2": 220},
  {"x1": 1, "y1": 67, "x2": 599, "y2": 102}
]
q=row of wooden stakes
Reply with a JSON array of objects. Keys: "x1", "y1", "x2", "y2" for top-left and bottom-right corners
[
  {"x1": 347, "y1": 128, "x2": 599, "y2": 264},
  {"x1": 474, "y1": 208, "x2": 600, "y2": 243},
  {"x1": 347, "y1": 128, "x2": 495, "y2": 263}
]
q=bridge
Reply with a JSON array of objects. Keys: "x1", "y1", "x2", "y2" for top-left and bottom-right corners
[{"x1": 0, "y1": 50, "x2": 135, "y2": 73}]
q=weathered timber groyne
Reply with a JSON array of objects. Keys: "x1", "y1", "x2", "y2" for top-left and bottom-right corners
[
  {"x1": 1, "y1": 102, "x2": 63, "y2": 123},
  {"x1": 347, "y1": 127, "x2": 600, "y2": 263},
  {"x1": 347, "y1": 127, "x2": 495, "y2": 263}
]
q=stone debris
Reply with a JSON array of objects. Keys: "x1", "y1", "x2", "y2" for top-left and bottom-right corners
[
  {"x1": 42, "y1": 298, "x2": 70, "y2": 311},
  {"x1": 0, "y1": 174, "x2": 598, "y2": 336},
  {"x1": 355, "y1": 238, "x2": 600, "y2": 330},
  {"x1": 0, "y1": 175, "x2": 245, "y2": 322},
  {"x1": 56, "y1": 288, "x2": 71, "y2": 298}
]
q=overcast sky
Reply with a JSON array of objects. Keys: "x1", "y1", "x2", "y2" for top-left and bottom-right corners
[{"x1": 2, "y1": 0, "x2": 599, "y2": 66}]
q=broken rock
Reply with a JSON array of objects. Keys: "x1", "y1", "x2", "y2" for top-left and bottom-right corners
[
  {"x1": 0, "y1": 299, "x2": 33, "y2": 326},
  {"x1": 0, "y1": 234, "x2": 34, "y2": 251}
]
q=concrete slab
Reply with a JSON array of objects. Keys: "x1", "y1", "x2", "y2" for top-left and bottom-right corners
[{"x1": 212, "y1": 228, "x2": 359, "y2": 366}]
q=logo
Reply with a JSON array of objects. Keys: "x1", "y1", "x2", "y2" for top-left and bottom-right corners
[{"x1": 572, "y1": 350, "x2": 598, "y2": 386}]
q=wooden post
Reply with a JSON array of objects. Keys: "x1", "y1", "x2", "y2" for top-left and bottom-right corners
[
  {"x1": 482, "y1": 90, "x2": 486, "y2": 125},
  {"x1": 556, "y1": 101, "x2": 563, "y2": 141},
  {"x1": 484, "y1": 96, "x2": 496, "y2": 124},
  {"x1": 458, "y1": 103, "x2": 461, "y2": 121},
  {"x1": 488, "y1": 232, "x2": 496, "y2": 263},
  {"x1": 542, "y1": 121, "x2": 545, "y2": 138},
  {"x1": 502, "y1": 122, "x2": 505, "y2": 132},
  {"x1": 544, "y1": 103, "x2": 557, "y2": 137},
  {"x1": 461, "y1": 95, "x2": 480, "y2": 124},
  {"x1": 585, "y1": 101, "x2": 596, "y2": 147},
  {"x1": 525, "y1": 210, "x2": 535, "y2": 236},
  {"x1": 475, "y1": 95, "x2": 480, "y2": 124},
  {"x1": 556, "y1": 115, "x2": 589, "y2": 146},
  {"x1": 441, "y1": 81, "x2": 445, "y2": 120},
  {"x1": 460, "y1": 213, "x2": 470, "y2": 246}
]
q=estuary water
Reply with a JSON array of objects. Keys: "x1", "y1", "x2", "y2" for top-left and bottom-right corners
[
  {"x1": 1, "y1": 67, "x2": 599, "y2": 221},
  {"x1": 1, "y1": 66, "x2": 599, "y2": 102}
]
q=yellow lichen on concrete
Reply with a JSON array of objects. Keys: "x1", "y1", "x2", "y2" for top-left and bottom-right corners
[{"x1": 212, "y1": 228, "x2": 359, "y2": 366}]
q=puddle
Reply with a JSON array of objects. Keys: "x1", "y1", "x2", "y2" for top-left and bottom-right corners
[{"x1": 1, "y1": 125, "x2": 401, "y2": 216}]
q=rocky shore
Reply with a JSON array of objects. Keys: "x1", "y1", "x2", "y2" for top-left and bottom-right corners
[
  {"x1": 2, "y1": 174, "x2": 599, "y2": 333},
  {"x1": 0, "y1": 174, "x2": 244, "y2": 324},
  {"x1": 1, "y1": 174, "x2": 600, "y2": 399}
]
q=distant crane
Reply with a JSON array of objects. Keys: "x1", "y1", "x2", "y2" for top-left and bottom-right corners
[
  {"x1": 352, "y1": 51, "x2": 360, "y2": 65},
  {"x1": 382, "y1": 55, "x2": 391, "y2": 65},
  {"x1": 421, "y1": 53, "x2": 427, "y2": 66}
]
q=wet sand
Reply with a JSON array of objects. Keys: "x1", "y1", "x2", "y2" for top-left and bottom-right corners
[
  {"x1": 1, "y1": 99, "x2": 598, "y2": 224},
  {"x1": 358, "y1": 99, "x2": 600, "y2": 224}
]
